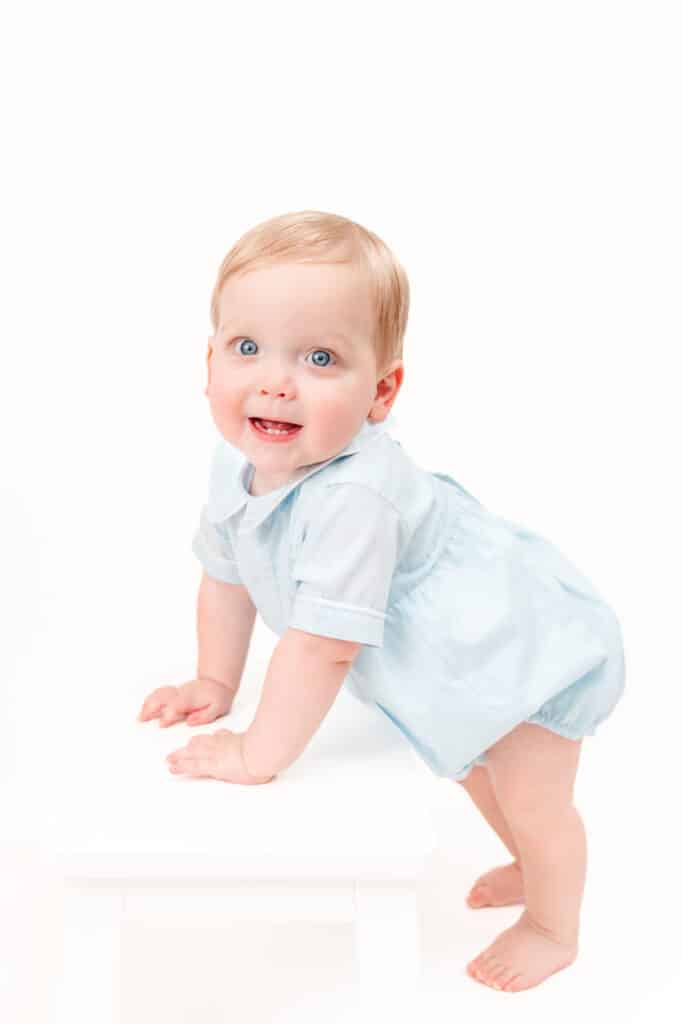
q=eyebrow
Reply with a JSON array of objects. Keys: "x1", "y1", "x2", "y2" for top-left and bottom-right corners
[{"x1": 318, "y1": 332, "x2": 354, "y2": 348}]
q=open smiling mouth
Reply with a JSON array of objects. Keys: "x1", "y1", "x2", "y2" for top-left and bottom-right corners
[{"x1": 248, "y1": 417, "x2": 303, "y2": 440}]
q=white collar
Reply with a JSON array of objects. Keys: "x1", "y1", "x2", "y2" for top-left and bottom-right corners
[{"x1": 205, "y1": 413, "x2": 397, "y2": 532}]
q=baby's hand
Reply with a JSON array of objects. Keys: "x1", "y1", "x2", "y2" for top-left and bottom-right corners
[
  {"x1": 166, "y1": 729, "x2": 275, "y2": 785},
  {"x1": 137, "y1": 678, "x2": 236, "y2": 728}
]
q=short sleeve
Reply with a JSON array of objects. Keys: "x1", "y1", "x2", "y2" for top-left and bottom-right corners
[
  {"x1": 191, "y1": 505, "x2": 243, "y2": 584},
  {"x1": 288, "y1": 483, "x2": 401, "y2": 647}
]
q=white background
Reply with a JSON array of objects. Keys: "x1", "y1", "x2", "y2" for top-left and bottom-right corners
[{"x1": 1, "y1": 1, "x2": 681, "y2": 1020}]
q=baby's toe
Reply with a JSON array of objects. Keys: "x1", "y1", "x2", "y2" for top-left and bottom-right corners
[
  {"x1": 490, "y1": 961, "x2": 521, "y2": 990},
  {"x1": 501, "y1": 973, "x2": 526, "y2": 992},
  {"x1": 467, "y1": 952, "x2": 494, "y2": 983},
  {"x1": 467, "y1": 884, "x2": 491, "y2": 907},
  {"x1": 466, "y1": 958, "x2": 482, "y2": 980},
  {"x1": 466, "y1": 949, "x2": 486, "y2": 970}
]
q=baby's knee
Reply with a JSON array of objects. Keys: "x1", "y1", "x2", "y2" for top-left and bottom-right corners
[
  {"x1": 487, "y1": 763, "x2": 578, "y2": 828},
  {"x1": 497, "y1": 788, "x2": 580, "y2": 839}
]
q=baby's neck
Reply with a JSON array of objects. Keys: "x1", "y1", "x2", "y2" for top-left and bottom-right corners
[
  {"x1": 248, "y1": 466, "x2": 297, "y2": 496},
  {"x1": 247, "y1": 453, "x2": 338, "y2": 497}
]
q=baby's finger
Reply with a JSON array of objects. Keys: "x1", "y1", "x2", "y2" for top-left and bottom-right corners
[
  {"x1": 159, "y1": 699, "x2": 196, "y2": 727},
  {"x1": 167, "y1": 755, "x2": 215, "y2": 778},
  {"x1": 159, "y1": 707, "x2": 185, "y2": 727},
  {"x1": 138, "y1": 699, "x2": 166, "y2": 722},
  {"x1": 138, "y1": 687, "x2": 178, "y2": 722},
  {"x1": 186, "y1": 705, "x2": 215, "y2": 725},
  {"x1": 166, "y1": 688, "x2": 207, "y2": 723},
  {"x1": 166, "y1": 732, "x2": 202, "y2": 759},
  {"x1": 165, "y1": 745, "x2": 188, "y2": 761},
  {"x1": 165, "y1": 738, "x2": 206, "y2": 766}
]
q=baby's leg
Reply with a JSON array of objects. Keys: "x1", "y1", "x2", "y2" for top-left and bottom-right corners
[
  {"x1": 455, "y1": 766, "x2": 524, "y2": 907},
  {"x1": 457, "y1": 764, "x2": 520, "y2": 860},
  {"x1": 466, "y1": 723, "x2": 584, "y2": 992}
]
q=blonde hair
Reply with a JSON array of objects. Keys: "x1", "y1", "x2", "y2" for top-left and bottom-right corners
[{"x1": 210, "y1": 210, "x2": 409, "y2": 374}]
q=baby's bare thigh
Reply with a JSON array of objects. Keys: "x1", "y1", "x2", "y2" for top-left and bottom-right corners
[{"x1": 485, "y1": 722, "x2": 583, "y2": 814}]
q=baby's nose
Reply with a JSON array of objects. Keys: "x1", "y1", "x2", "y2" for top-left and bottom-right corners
[{"x1": 259, "y1": 385, "x2": 293, "y2": 398}]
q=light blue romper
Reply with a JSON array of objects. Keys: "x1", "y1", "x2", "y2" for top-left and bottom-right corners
[{"x1": 192, "y1": 415, "x2": 626, "y2": 780}]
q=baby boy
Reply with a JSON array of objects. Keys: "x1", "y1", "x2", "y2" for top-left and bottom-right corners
[{"x1": 138, "y1": 210, "x2": 621, "y2": 992}]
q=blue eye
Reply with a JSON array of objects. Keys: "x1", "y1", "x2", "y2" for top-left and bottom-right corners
[
  {"x1": 233, "y1": 339, "x2": 335, "y2": 367},
  {"x1": 306, "y1": 349, "x2": 334, "y2": 367}
]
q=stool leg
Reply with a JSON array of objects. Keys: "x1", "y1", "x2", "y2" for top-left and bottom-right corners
[
  {"x1": 354, "y1": 881, "x2": 420, "y2": 1020},
  {"x1": 53, "y1": 884, "x2": 124, "y2": 1024}
]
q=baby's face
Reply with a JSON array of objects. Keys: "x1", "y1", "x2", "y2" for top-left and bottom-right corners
[{"x1": 206, "y1": 261, "x2": 398, "y2": 492}]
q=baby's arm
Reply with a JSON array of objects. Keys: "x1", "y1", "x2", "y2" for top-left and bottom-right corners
[
  {"x1": 164, "y1": 628, "x2": 360, "y2": 782},
  {"x1": 138, "y1": 571, "x2": 257, "y2": 726},
  {"x1": 196, "y1": 571, "x2": 257, "y2": 697},
  {"x1": 239, "y1": 629, "x2": 361, "y2": 778}
]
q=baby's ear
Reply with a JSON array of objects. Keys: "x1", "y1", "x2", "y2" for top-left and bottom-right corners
[{"x1": 204, "y1": 338, "x2": 214, "y2": 395}]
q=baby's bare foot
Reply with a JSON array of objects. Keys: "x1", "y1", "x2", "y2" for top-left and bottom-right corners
[
  {"x1": 466, "y1": 861, "x2": 524, "y2": 908},
  {"x1": 466, "y1": 911, "x2": 578, "y2": 992}
]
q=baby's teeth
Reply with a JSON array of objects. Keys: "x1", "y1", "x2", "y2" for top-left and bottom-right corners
[{"x1": 253, "y1": 418, "x2": 298, "y2": 435}]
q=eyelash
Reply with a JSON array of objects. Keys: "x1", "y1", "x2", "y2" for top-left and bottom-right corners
[{"x1": 229, "y1": 338, "x2": 338, "y2": 367}]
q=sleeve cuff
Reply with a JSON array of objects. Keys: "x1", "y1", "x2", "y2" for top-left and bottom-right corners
[
  {"x1": 288, "y1": 594, "x2": 386, "y2": 647},
  {"x1": 191, "y1": 533, "x2": 243, "y2": 585}
]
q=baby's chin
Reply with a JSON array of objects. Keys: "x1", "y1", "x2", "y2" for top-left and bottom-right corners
[{"x1": 235, "y1": 419, "x2": 356, "y2": 472}]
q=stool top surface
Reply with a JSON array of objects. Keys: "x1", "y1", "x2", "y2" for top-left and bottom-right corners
[{"x1": 27, "y1": 689, "x2": 437, "y2": 880}]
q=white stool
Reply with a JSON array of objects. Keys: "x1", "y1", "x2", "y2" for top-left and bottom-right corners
[{"x1": 41, "y1": 688, "x2": 437, "y2": 1022}]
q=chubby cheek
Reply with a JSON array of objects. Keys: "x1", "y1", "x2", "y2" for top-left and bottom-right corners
[
  {"x1": 207, "y1": 387, "x2": 242, "y2": 434},
  {"x1": 307, "y1": 396, "x2": 362, "y2": 452}
]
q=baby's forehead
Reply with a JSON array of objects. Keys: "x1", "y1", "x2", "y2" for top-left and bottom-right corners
[
  {"x1": 220, "y1": 262, "x2": 370, "y2": 313},
  {"x1": 217, "y1": 265, "x2": 376, "y2": 350},
  {"x1": 218, "y1": 300, "x2": 368, "y2": 345}
]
